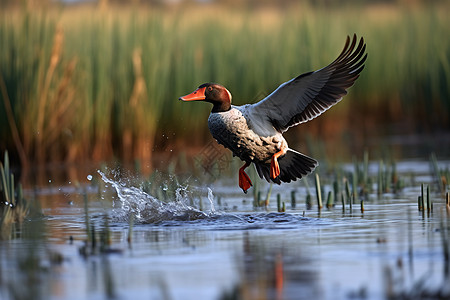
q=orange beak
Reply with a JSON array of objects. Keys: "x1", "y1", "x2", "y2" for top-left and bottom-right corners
[{"x1": 179, "y1": 87, "x2": 206, "y2": 101}]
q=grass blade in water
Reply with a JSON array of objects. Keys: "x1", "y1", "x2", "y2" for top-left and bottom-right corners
[{"x1": 315, "y1": 174, "x2": 322, "y2": 210}]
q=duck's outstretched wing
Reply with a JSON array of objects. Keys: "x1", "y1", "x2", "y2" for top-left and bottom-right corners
[{"x1": 249, "y1": 34, "x2": 367, "y2": 133}]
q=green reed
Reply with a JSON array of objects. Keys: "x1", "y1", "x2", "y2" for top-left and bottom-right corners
[
  {"x1": 277, "y1": 193, "x2": 286, "y2": 213},
  {"x1": 315, "y1": 173, "x2": 323, "y2": 210},
  {"x1": 0, "y1": 151, "x2": 28, "y2": 239},
  {"x1": 0, "y1": 4, "x2": 449, "y2": 165},
  {"x1": 311, "y1": 149, "x2": 400, "y2": 214},
  {"x1": 418, "y1": 183, "x2": 433, "y2": 214},
  {"x1": 326, "y1": 191, "x2": 334, "y2": 209},
  {"x1": 291, "y1": 190, "x2": 296, "y2": 210}
]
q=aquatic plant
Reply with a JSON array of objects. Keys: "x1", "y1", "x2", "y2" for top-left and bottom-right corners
[
  {"x1": 0, "y1": 151, "x2": 28, "y2": 239},
  {"x1": 326, "y1": 190, "x2": 334, "y2": 209},
  {"x1": 127, "y1": 213, "x2": 134, "y2": 246},
  {"x1": 290, "y1": 190, "x2": 296, "y2": 210},
  {"x1": 315, "y1": 173, "x2": 323, "y2": 210},
  {"x1": 340, "y1": 192, "x2": 346, "y2": 213},
  {"x1": 304, "y1": 149, "x2": 413, "y2": 215},
  {"x1": 418, "y1": 183, "x2": 433, "y2": 214},
  {"x1": 277, "y1": 193, "x2": 285, "y2": 213},
  {"x1": 345, "y1": 178, "x2": 353, "y2": 211},
  {"x1": 304, "y1": 179, "x2": 312, "y2": 210}
]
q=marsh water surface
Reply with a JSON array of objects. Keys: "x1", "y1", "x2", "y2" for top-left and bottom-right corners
[{"x1": 1, "y1": 160, "x2": 449, "y2": 300}]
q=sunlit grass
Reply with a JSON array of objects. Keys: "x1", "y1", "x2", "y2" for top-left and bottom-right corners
[{"x1": 0, "y1": 2, "x2": 449, "y2": 167}]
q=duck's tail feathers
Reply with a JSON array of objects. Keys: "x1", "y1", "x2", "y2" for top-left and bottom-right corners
[{"x1": 254, "y1": 149, "x2": 318, "y2": 184}]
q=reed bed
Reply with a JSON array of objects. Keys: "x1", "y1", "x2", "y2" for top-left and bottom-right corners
[{"x1": 0, "y1": 2, "x2": 449, "y2": 167}]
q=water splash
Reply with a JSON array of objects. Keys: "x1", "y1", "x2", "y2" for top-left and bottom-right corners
[
  {"x1": 98, "y1": 170, "x2": 212, "y2": 224},
  {"x1": 207, "y1": 188, "x2": 216, "y2": 214}
]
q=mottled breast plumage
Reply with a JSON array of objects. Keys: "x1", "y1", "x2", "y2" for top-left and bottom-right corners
[{"x1": 207, "y1": 106, "x2": 287, "y2": 163}]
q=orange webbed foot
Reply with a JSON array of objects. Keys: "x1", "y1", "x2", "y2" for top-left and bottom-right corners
[
  {"x1": 270, "y1": 151, "x2": 284, "y2": 179},
  {"x1": 239, "y1": 162, "x2": 253, "y2": 193}
]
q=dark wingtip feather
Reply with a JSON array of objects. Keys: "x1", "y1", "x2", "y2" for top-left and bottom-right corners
[{"x1": 254, "y1": 150, "x2": 318, "y2": 184}]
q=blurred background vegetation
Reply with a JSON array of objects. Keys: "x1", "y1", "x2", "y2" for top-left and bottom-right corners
[{"x1": 0, "y1": 0, "x2": 449, "y2": 174}]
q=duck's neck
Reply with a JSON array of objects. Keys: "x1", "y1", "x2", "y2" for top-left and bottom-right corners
[{"x1": 211, "y1": 101, "x2": 231, "y2": 113}]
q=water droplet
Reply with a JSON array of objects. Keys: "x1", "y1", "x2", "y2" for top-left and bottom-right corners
[{"x1": 87, "y1": 175, "x2": 93, "y2": 181}]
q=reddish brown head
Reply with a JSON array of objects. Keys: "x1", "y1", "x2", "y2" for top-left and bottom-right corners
[{"x1": 179, "y1": 83, "x2": 232, "y2": 113}]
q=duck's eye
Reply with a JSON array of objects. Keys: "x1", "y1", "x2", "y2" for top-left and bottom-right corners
[{"x1": 208, "y1": 86, "x2": 213, "y2": 91}]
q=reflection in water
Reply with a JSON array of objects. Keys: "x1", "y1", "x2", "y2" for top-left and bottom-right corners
[
  {"x1": 131, "y1": 222, "x2": 321, "y2": 300},
  {"x1": 223, "y1": 232, "x2": 320, "y2": 300},
  {"x1": 1, "y1": 203, "x2": 449, "y2": 300},
  {"x1": 1, "y1": 159, "x2": 449, "y2": 299}
]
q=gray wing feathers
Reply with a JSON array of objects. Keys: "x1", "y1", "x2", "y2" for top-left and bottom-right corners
[{"x1": 250, "y1": 34, "x2": 367, "y2": 133}]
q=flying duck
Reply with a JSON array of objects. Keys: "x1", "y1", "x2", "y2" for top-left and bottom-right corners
[{"x1": 179, "y1": 34, "x2": 367, "y2": 193}]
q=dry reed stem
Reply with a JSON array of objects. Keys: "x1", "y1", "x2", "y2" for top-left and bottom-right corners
[
  {"x1": 130, "y1": 48, "x2": 146, "y2": 107},
  {"x1": 131, "y1": 48, "x2": 153, "y2": 173},
  {"x1": 46, "y1": 58, "x2": 78, "y2": 146},
  {"x1": 36, "y1": 25, "x2": 64, "y2": 162}
]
